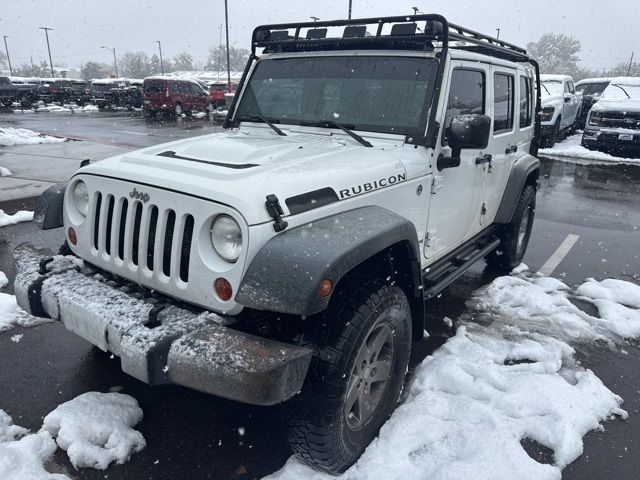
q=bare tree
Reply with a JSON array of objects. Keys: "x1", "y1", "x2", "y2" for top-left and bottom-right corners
[
  {"x1": 80, "y1": 61, "x2": 108, "y2": 81},
  {"x1": 14, "y1": 61, "x2": 51, "y2": 78},
  {"x1": 205, "y1": 45, "x2": 249, "y2": 71},
  {"x1": 173, "y1": 52, "x2": 194, "y2": 71},
  {"x1": 607, "y1": 60, "x2": 640, "y2": 77},
  {"x1": 527, "y1": 33, "x2": 581, "y2": 75},
  {"x1": 118, "y1": 52, "x2": 152, "y2": 78}
]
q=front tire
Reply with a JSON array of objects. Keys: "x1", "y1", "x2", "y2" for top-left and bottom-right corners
[
  {"x1": 287, "y1": 282, "x2": 412, "y2": 474},
  {"x1": 486, "y1": 185, "x2": 536, "y2": 271}
]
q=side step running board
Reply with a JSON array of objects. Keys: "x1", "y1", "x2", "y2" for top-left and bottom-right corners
[{"x1": 423, "y1": 237, "x2": 500, "y2": 299}]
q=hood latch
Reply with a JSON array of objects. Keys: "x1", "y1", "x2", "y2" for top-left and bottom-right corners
[{"x1": 265, "y1": 194, "x2": 288, "y2": 232}]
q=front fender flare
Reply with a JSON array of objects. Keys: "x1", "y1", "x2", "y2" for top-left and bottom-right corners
[
  {"x1": 236, "y1": 206, "x2": 421, "y2": 317},
  {"x1": 33, "y1": 181, "x2": 68, "y2": 230}
]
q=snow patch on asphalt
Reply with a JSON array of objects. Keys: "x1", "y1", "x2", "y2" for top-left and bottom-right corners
[
  {"x1": 41, "y1": 392, "x2": 146, "y2": 470},
  {"x1": 0, "y1": 271, "x2": 7, "y2": 289},
  {"x1": 539, "y1": 133, "x2": 640, "y2": 164},
  {"x1": 0, "y1": 410, "x2": 68, "y2": 480},
  {"x1": 0, "y1": 166, "x2": 12, "y2": 177},
  {"x1": 0, "y1": 292, "x2": 51, "y2": 332},
  {"x1": 266, "y1": 270, "x2": 639, "y2": 480},
  {"x1": 0, "y1": 209, "x2": 34, "y2": 227},
  {"x1": 0, "y1": 127, "x2": 67, "y2": 146}
]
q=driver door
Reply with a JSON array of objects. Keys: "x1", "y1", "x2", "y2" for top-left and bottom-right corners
[{"x1": 424, "y1": 62, "x2": 490, "y2": 260}]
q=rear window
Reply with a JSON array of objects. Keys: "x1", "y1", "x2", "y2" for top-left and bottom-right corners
[{"x1": 144, "y1": 80, "x2": 165, "y2": 93}]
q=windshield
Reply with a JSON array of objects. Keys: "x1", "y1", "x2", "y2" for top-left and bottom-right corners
[
  {"x1": 601, "y1": 82, "x2": 640, "y2": 100},
  {"x1": 234, "y1": 56, "x2": 438, "y2": 136},
  {"x1": 541, "y1": 80, "x2": 564, "y2": 96},
  {"x1": 576, "y1": 82, "x2": 609, "y2": 96}
]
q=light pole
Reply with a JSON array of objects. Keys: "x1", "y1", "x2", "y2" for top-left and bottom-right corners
[
  {"x1": 38, "y1": 26, "x2": 54, "y2": 77},
  {"x1": 496, "y1": 28, "x2": 500, "y2": 40},
  {"x1": 224, "y1": 0, "x2": 231, "y2": 87},
  {"x1": 217, "y1": 24, "x2": 223, "y2": 81},
  {"x1": 3, "y1": 35, "x2": 12, "y2": 76},
  {"x1": 348, "y1": 0, "x2": 352, "y2": 19},
  {"x1": 156, "y1": 40, "x2": 164, "y2": 75},
  {"x1": 101, "y1": 46, "x2": 118, "y2": 78}
]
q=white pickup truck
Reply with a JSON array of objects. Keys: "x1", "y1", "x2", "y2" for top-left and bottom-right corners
[{"x1": 539, "y1": 74, "x2": 582, "y2": 147}]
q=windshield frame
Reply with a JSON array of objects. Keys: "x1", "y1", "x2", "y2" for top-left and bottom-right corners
[{"x1": 230, "y1": 52, "x2": 440, "y2": 142}]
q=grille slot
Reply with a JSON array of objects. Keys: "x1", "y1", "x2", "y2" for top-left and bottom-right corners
[
  {"x1": 105, "y1": 196, "x2": 115, "y2": 255},
  {"x1": 89, "y1": 193, "x2": 193, "y2": 284},
  {"x1": 180, "y1": 215, "x2": 194, "y2": 282},
  {"x1": 162, "y1": 210, "x2": 176, "y2": 276},
  {"x1": 147, "y1": 206, "x2": 159, "y2": 271}
]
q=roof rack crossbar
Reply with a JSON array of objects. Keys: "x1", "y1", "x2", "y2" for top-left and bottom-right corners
[{"x1": 251, "y1": 14, "x2": 531, "y2": 63}]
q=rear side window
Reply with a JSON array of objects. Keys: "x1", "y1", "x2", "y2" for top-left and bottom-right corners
[
  {"x1": 519, "y1": 76, "x2": 532, "y2": 128},
  {"x1": 144, "y1": 80, "x2": 164, "y2": 93},
  {"x1": 443, "y1": 68, "x2": 485, "y2": 144},
  {"x1": 494, "y1": 73, "x2": 514, "y2": 133}
]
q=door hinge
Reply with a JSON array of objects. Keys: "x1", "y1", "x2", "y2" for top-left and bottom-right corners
[
  {"x1": 431, "y1": 175, "x2": 443, "y2": 194},
  {"x1": 425, "y1": 230, "x2": 436, "y2": 247}
]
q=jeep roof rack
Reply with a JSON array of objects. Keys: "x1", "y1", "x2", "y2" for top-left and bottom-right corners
[{"x1": 251, "y1": 14, "x2": 531, "y2": 63}]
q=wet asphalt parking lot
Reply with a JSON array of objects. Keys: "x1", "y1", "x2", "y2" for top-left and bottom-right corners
[{"x1": 1, "y1": 109, "x2": 639, "y2": 479}]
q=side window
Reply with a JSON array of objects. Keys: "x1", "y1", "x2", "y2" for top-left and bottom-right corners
[
  {"x1": 494, "y1": 73, "x2": 514, "y2": 133},
  {"x1": 564, "y1": 81, "x2": 570, "y2": 94},
  {"x1": 569, "y1": 81, "x2": 575, "y2": 94},
  {"x1": 519, "y1": 76, "x2": 532, "y2": 128},
  {"x1": 442, "y1": 68, "x2": 485, "y2": 145}
]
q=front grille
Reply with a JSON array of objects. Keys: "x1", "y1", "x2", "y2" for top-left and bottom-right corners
[
  {"x1": 599, "y1": 111, "x2": 640, "y2": 129},
  {"x1": 91, "y1": 193, "x2": 194, "y2": 283}
]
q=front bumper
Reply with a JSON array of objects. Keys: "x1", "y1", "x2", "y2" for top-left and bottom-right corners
[
  {"x1": 13, "y1": 243, "x2": 312, "y2": 406},
  {"x1": 582, "y1": 129, "x2": 640, "y2": 152}
]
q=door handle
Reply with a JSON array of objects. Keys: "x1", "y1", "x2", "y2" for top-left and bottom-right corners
[
  {"x1": 475, "y1": 154, "x2": 492, "y2": 165},
  {"x1": 505, "y1": 145, "x2": 518, "y2": 154}
]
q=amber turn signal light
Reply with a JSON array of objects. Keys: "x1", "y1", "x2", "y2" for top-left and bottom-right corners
[
  {"x1": 68, "y1": 227, "x2": 77, "y2": 246},
  {"x1": 319, "y1": 279, "x2": 333, "y2": 297},
  {"x1": 214, "y1": 277, "x2": 233, "y2": 301}
]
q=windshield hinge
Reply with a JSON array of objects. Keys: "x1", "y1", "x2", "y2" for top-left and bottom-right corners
[{"x1": 265, "y1": 194, "x2": 288, "y2": 232}]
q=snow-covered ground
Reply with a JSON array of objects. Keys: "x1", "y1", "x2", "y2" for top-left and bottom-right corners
[
  {"x1": 0, "y1": 209, "x2": 34, "y2": 227},
  {"x1": 0, "y1": 127, "x2": 66, "y2": 147},
  {"x1": 0, "y1": 392, "x2": 145, "y2": 479},
  {"x1": 539, "y1": 133, "x2": 640, "y2": 164},
  {"x1": 266, "y1": 269, "x2": 640, "y2": 480},
  {"x1": 0, "y1": 166, "x2": 12, "y2": 177},
  {"x1": 42, "y1": 392, "x2": 146, "y2": 469}
]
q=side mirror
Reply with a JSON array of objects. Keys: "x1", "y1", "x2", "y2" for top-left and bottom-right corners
[
  {"x1": 438, "y1": 114, "x2": 490, "y2": 170},
  {"x1": 564, "y1": 93, "x2": 572, "y2": 103}
]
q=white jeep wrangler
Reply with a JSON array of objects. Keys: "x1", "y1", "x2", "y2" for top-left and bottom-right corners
[{"x1": 14, "y1": 15, "x2": 541, "y2": 473}]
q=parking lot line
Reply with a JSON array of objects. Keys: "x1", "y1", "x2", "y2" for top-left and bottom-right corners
[{"x1": 537, "y1": 234, "x2": 580, "y2": 277}]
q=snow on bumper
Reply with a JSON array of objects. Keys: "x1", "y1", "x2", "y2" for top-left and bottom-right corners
[{"x1": 12, "y1": 243, "x2": 312, "y2": 406}]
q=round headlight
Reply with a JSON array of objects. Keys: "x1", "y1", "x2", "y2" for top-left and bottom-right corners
[
  {"x1": 211, "y1": 215, "x2": 242, "y2": 262},
  {"x1": 72, "y1": 180, "x2": 89, "y2": 216}
]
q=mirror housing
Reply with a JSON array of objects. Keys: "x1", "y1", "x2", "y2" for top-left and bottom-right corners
[
  {"x1": 564, "y1": 93, "x2": 572, "y2": 102},
  {"x1": 438, "y1": 114, "x2": 491, "y2": 171}
]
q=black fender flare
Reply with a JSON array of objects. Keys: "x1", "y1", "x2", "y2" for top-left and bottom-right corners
[
  {"x1": 34, "y1": 181, "x2": 68, "y2": 230},
  {"x1": 236, "y1": 206, "x2": 423, "y2": 319},
  {"x1": 494, "y1": 154, "x2": 540, "y2": 224}
]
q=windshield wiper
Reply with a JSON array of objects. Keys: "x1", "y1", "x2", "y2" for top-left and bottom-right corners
[
  {"x1": 237, "y1": 114, "x2": 287, "y2": 136},
  {"x1": 611, "y1": 85, "x2": 631, "y2": 99},
  {"x1": 303, "y1": 120, "x2": 372, "y2": 148}
]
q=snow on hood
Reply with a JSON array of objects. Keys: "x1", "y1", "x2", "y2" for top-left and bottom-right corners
[
  {"x1": 79, "y1": 125, "x2": 408, "y2": 225},
  {"x1": 592, "y1": 77, "x2": 640, "y2": 113}
]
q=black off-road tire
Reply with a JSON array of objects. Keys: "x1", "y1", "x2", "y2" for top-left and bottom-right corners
[
  {"x1": 485, "y1": 184, "x2": 536, "y2": 272},
  {"x1": 542, "y1": 118, "x2": 560, "y2": 148},
  {"x1": 287, "y1": 281, "x2": 412, "y2": 474}
]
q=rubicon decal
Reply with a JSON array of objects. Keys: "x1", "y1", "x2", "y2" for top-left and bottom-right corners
[{"x1": 338, "y1": 173, "x2": 407, "y2": 199}]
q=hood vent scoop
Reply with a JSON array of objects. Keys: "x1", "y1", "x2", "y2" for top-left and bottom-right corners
[{"x1": 157, "y1": 150, "x2": 259, "y2": 170}]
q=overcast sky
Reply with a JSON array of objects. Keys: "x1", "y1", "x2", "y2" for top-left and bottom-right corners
[{"x1": 1, "y1": 0, "x2": 638, "y2": 73}]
